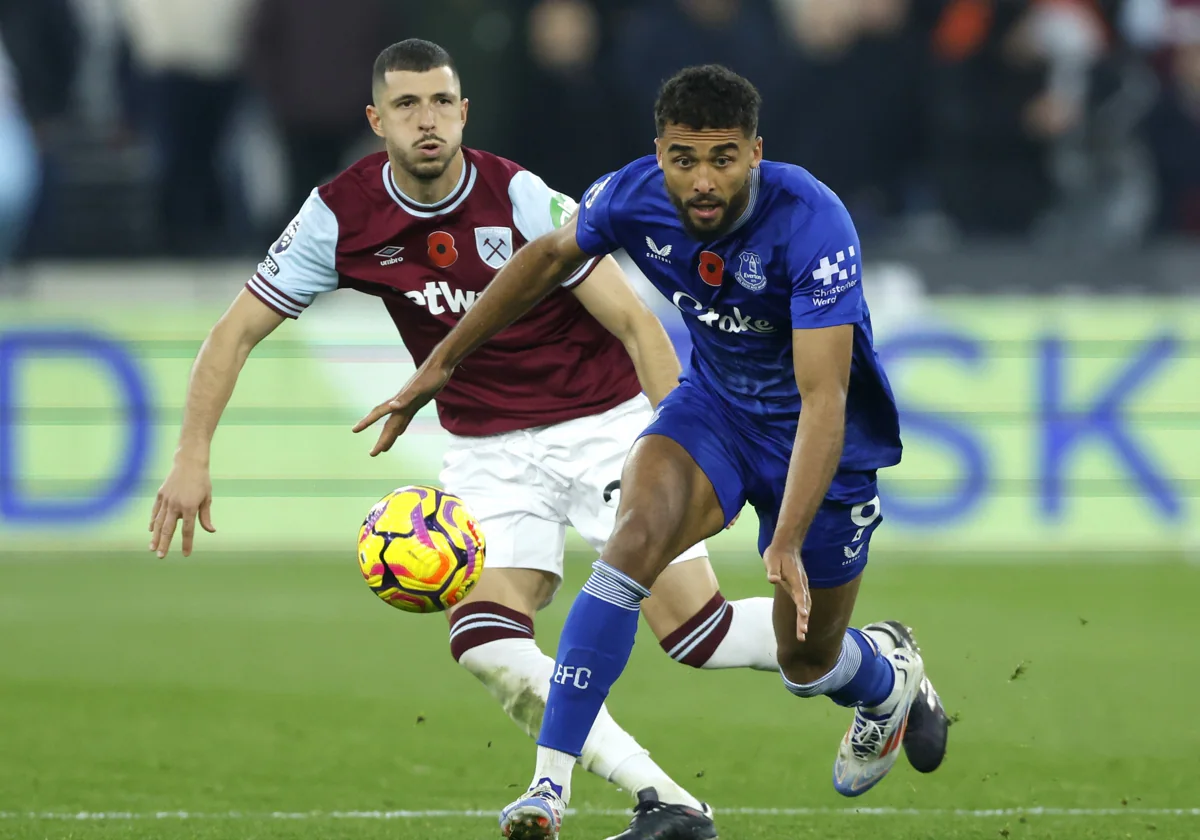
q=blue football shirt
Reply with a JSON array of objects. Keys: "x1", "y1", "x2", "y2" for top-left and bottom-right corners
[{"x1": 575, "y1": 155, "x2": 902, "y2": 476}]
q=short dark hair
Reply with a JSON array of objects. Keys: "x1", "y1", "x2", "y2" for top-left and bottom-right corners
[
  {"x1": 372, "y1": 39, "x2": 458, "y2": 91},
  {"x1": 654, "y1": 65, "x2": 761, "y2": 138}
]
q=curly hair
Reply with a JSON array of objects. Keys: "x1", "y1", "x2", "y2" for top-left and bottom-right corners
[{"x1": 654, "y1": 65, "x2": 761, "y2": 138}]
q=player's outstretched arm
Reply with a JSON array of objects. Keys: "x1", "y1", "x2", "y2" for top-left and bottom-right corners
[
  {"x1": 354, "y1": 218, "x2": 592, "y2": 456},
  {"x1": 570, "y1": 258, "x2": 681, "y2": 407},
  {"x1": 763, "y1": 324, "x2": 855, "y2": 640},
  {"x1": 149, "y1": 290, "x2": 284, "y2": 558}
]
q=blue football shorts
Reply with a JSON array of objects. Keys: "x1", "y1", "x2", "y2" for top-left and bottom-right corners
[{"x1": 640, "y1": 378, "x2": 883, "y2": 589}]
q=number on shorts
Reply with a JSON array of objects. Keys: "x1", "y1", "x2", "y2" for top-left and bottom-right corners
[{"x1": 849, "y1": 496, "x2": 881, "y2": 543}]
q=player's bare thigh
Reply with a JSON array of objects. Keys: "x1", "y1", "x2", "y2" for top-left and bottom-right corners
[
  {"x1": 774, "y1": 573, "x2": 863, "y2": 684},
  {"x1": 447, "y1": 567, "x2": 559, "y2": 624},
  {"x1": 641, "y1": 557, "x2": 719, "y2": 641},
  {"x1": 603, "y1": 434, "x2": 726, "y2": 588}
]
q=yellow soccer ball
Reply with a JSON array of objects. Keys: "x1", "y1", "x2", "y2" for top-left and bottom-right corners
[{"x1": 357, "y1": 485, "x2": 485, "y2": 613}]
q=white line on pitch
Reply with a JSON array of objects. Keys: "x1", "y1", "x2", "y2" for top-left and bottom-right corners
[{"x1": 0, "y1": 807, "x2": 1197, "y2": 820}]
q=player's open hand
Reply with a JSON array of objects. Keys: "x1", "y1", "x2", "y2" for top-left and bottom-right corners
[
  {"x1": 763, "y1": 541, "x2": 811, "y2": 641},
  {"x1": 353, "y1": 362, "x2": 452, "y2": 456},
  {"x1": 149, "y1": 458, "x2": 215, "y2": 558}
]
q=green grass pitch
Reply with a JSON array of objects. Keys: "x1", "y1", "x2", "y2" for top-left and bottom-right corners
[{"x1": 1, "y1": 551, "x2": 1197, "y2": 839}]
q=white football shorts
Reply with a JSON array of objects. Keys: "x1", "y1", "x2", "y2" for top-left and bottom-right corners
[{"x1": 438, "y1": 394, "x2": 708, "y2": 586}]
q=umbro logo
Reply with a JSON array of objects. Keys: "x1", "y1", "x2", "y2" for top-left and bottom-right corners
[
  {"x1": 645, "y1": 236, "x2": 673, "y2": 263},
  {"x1": 375, "y1": 245, "x2": 405, "y2": 266}
]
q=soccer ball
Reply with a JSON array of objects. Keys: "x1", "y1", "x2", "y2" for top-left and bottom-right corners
[{"x1": 357, "y1": 485, "x2": 486, "y2": 613}]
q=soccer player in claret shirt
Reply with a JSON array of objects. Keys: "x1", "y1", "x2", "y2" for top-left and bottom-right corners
[
  {"x1": 363, "y1": 65, "x2": 951, "y2": 840},
  {"x1": 148, "y1": 40, "x2": 788, "y2": 830}
]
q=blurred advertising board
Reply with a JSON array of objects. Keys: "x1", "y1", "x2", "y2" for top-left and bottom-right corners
[{"x1": 0, "y1": 265, "x2": 1195, "y2": 558}]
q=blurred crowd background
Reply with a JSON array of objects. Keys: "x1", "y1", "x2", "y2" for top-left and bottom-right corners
[{"x1": 2, "y1": 0, "x2": 1200, "y2": 266}]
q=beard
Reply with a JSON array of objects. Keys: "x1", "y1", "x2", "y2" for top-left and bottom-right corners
[
  {"x1": 669, "y1": 180, "x2": 751, "y2": 241},
  {"x1": 390, "y1": 137, "x2": 461, "y2": 182}
]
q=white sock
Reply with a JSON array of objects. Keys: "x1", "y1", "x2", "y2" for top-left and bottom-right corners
[
  {"x1": 531, "y1": 745, "x2": 577, "y2": 803},
  {"x1": 457, "y1": 637, "x2": 551, "y2": 738},
  {"x1": 458, "y1": 636, "x2": 699, "y2": 807},
  {"x1": 705, "y1": 597, "x2": 778, "y2": 671},
  {"x1": 607, "y1": 751, "x2": 703, "y2": 810},
  {"x1": 663, "y1": 594, "x2": 778, "y2": 671}
]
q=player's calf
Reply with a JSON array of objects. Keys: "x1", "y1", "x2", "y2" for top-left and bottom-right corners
[
  {"x1": 451, "y1": 601, "x2": 545, "y2": 735},
  {"x1": 778, "y1": 625, "x2": 897, "y2": 709},
  {"x1": 771, "y1": 497, "x2": 895, "y2": 705},
  {"x1": 645, "y1": 559, "x2": 777, "y2": 671},
  {"x1": 656, "y1": 592, "x2": 777, "y2": 671}
]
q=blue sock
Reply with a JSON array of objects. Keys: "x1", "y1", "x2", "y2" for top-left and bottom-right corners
[
  {"x1": 780, "y1": 627, "x2": 896, "y2": 708},
  {"x1": 537, "y1": 561, "x2": 650, "y2": 756}
]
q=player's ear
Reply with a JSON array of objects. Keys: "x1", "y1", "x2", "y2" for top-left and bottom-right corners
[
  {"x1": 460, "y1": 97, "x2": 469, "y2": 127},
  {"x1": 366, "y1": 104, "x2": 385, "y2": 139},
  {"x1": 654, "y1": 137, "x2": 663, "y2": 169},
  {"x1": 751, "y1": 136, "x2": 763, "y2": 167}
]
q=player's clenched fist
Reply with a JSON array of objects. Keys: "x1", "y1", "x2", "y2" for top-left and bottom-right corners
[
  {"x1": 763, "y1": 541, "x2": 811, "y2": 641},
  {"x1": 148, "y1": 458, "x2": 215, "y2": 558}
]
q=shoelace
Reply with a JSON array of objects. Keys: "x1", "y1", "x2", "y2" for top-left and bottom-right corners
[
  {"x1": 849, "y1": 713, "x2": 888, "y2": 760},
  {"x1": 631, "y1": 800, "x2": 666, "y2": 817},
  {"x1": 530, "y1": 789, "x2": 560, "y2": 805},
  {"x1": 508, "y1": 786, "x2": 561, "y2": 815},
  {"x1": 615, "y1": 799, "x2": 666, "y2": 833}
]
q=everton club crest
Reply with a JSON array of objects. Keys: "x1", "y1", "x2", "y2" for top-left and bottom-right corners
[{"x1": 734, "y1": 250, "x2": 767, "y2": 292}]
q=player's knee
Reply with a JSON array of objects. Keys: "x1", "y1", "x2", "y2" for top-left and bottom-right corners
[{"x1": 603, "y1": 511, "x2": 677, "y2": 584}]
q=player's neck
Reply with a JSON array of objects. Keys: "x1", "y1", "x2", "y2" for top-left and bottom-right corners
[{"x1": 388, "y1": 151, "x2": 465, "y2": 206}]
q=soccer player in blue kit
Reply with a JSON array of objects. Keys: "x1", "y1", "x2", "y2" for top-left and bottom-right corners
[{"x1": 356, "y1": 65, "x2": 950, "y2": 840}]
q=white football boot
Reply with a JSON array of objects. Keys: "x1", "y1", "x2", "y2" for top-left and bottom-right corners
[
  {"x1": 863, "y1": 620, "x2": 950, "y2": 773},
  {"x1": 499, "y1": 779, "x2": 567, "y2": 840},
  {"x1": 831, "y1": 628, "x2": 925, "y2": 797}
]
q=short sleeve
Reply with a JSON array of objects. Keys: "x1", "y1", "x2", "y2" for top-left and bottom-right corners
[
  {"x1": 574, "y1": 170, "x2": 621, "y2": 258},
  {"x1": 508, "y1": 170, "x2": 599, "y2": 289},
  {"x1": 245, "y1": 189, "x2": 339, "y2": 318},
  {"x1": 788, "y1": 203, "x2": 866, "y2": 329}
]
